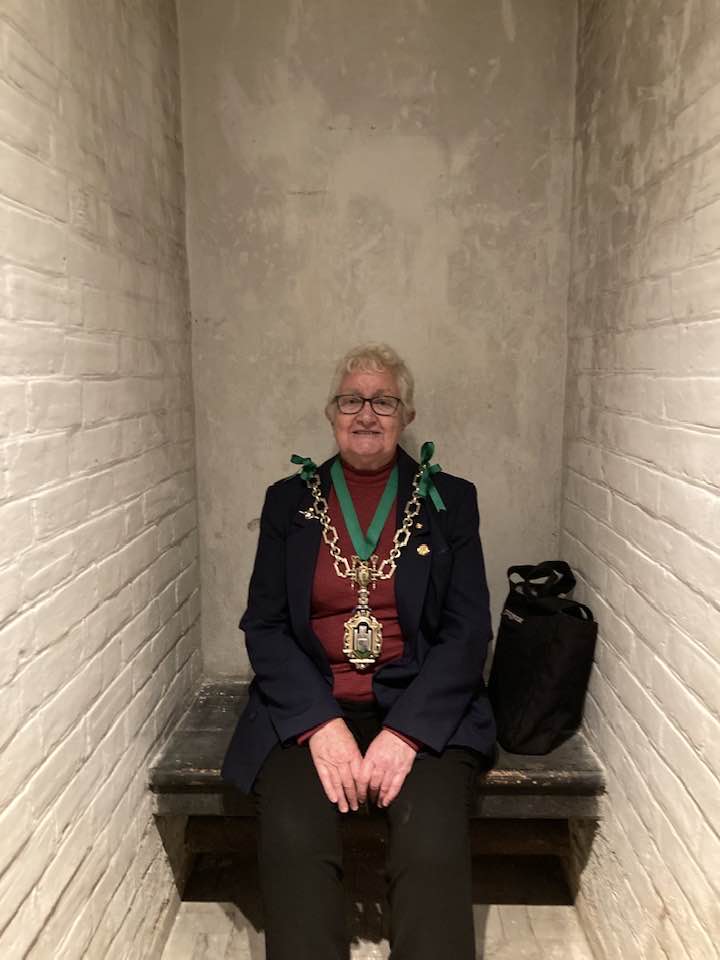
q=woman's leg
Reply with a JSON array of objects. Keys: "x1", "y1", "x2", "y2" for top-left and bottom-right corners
[
  {"x1": 384, "y1": 748, "x2": 479, "y2": 960},
  {"x1": 254, "y1": 742, "x2": 347, "y2": 960}
]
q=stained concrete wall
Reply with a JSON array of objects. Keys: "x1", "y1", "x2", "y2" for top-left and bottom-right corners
[
  {"x1": 0, "y1": 1, "x2": 200, "y2": 956},
  {"x1": 561, "y1": 1, "x2": 720, "y2": 957},
  {"x1": 178, "y1": 0, "x2": 577, "y2": 675}
]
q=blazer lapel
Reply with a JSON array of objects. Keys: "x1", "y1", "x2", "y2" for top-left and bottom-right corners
[
  {"x1": 394, "y1": 447, "x2": 439, "y2": 641},
  {"x1": 286, "y1": 458, "x2": 332, "y2": 666}
]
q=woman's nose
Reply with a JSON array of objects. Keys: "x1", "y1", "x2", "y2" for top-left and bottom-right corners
[{"x1": 356, "y1": 402, "x2": 379, "y2": 422}]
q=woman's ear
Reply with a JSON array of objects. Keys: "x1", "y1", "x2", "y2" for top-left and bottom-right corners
[{"x1": 404, "y1": 409, "x2": 416, "y2": 427}]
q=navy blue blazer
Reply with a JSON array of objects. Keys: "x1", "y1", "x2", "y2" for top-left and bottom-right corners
[{"x1": 221, "y1": 446, "x2": 497, "y2": 793}]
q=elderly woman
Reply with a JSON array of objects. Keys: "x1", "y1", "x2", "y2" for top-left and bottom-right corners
[{"x1": 222, "y1": 343, "x2": 496, "y2": 960}]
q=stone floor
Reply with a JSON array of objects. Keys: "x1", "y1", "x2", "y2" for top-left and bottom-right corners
[{"x1": 161, "y1": 852, "x2": 596, "y2": 959}]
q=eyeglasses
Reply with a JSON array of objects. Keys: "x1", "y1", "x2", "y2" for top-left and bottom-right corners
[{"x1": 334, "y1": 394, "x2": 402, "y2": 416}]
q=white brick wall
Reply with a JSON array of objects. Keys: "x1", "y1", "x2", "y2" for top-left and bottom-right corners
[
  {"x1": 0, "y1": 1, "x2": 200, "y2": 957},
  {"x1": 563, "y1": 2, "x2": 720, "y2": 958}
]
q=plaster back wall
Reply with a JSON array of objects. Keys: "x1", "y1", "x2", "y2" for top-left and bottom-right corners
[{"x1": 177, "y1": 0, "x2": 577, "y2": 675}]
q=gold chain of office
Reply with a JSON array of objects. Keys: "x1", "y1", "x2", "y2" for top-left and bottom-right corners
[{"x1": 301, "y1": 466, "x2": 426, "y2": 670}]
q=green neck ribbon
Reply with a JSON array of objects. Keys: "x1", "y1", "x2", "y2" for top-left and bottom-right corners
[
  {"x1": 330, "y1": 458, "x2": 398, "y2": 560},
  {"x1": 418, "y1": 441, "x2": 446, "y2": 512},
  {"x1": 292, "y1": 442, "x2": 445, "y2": 520}
]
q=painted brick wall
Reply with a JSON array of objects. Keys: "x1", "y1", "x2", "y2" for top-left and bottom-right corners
[
  {"x1": 562, "y1": 1, "x2": 720, "y2": 958},
  {"x1": 0, "y1": 1, "x2": 201, "y2": 957}
]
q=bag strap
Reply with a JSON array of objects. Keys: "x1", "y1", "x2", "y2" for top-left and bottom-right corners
[
  {"x1": 507, "y1": 561, "x2": 576, "y2": 597},
  {"x1": 532, "y1": 594, "x2": 595, "y2": 621}
]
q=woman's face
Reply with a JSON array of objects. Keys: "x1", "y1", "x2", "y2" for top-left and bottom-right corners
[{"x1": 331, "y1": 367, "x2": 412, "y2": 470}]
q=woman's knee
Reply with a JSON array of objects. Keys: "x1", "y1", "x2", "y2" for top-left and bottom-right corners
[
  {"x1": 387, "y1": 757, "x2": 475, "y2": 876},
  {"x1": 255, "y1": 744, "x2": 341, "y2": 864},
  {"x1": 260, "y1": 794, "x2": 340, "y2": 864}
]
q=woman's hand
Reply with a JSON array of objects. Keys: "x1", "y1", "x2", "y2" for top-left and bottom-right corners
[
  {"x1": 357, "y1": 730, "x2": 417, "y2": 808},
  {"x1": 308, "y1": 718, "x2": 363, "y2": 813}
]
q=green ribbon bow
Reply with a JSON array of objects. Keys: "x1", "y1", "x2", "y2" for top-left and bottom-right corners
[
  {"x1": 418, "y1": 441, "x2": 446, "y2": 512},
  {"x1": 291, "y1": 453, "x2": 318, "y2": 482},
  {"x1": 292, "y1": 445, "x2": 446, "y2": 511}
]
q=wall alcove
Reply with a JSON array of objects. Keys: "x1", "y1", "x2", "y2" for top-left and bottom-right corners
[{"x1": 0, "y1": 1, "x2": 718, "y2": 958}]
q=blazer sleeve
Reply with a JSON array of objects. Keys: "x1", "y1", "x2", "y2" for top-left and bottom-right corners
[
  {"x1": 382, "y1": 480, "x2": 492, "y2": 752},
  {"x1": 240, "y1": 483, "x2": 342, "y2": 742}
]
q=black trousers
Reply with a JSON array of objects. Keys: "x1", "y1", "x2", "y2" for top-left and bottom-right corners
[{"x1": 253, "y1": 700, "x2": 479, "y2": 960}]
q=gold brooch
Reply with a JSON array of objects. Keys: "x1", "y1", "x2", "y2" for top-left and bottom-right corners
[{"x1": 416, "y1": 543, "x2": 430, "y2": 556}]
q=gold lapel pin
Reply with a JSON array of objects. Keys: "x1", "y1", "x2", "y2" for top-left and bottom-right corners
[{"x1": 416, "y1": 543, "x2": 430, "y2": 556}]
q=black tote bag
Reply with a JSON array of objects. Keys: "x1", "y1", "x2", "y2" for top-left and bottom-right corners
[{"x1": 487, "y1": 561, "x2": 597, "y2": 755}]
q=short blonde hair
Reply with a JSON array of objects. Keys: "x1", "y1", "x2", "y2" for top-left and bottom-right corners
[{"x1": 325, "y1": 343, "x2": 415, "y2": 425}]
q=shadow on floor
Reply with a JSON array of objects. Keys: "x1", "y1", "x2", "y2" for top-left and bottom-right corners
[{"x1": 179, "y1": 850, "x2": 574, "y2": 957}]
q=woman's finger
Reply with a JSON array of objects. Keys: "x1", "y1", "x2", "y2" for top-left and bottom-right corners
[
  {"x1": 356, "y1": 758, "x2": 372, "y2": 803},
  {"x1": 380, "y1": 769, "x2": 407, "y2": 808},
  {"x1": 368, "y1": 765, "x2": 384, "y2": 801},
  {"x1": 358, "y1": 755, "x2": 372, "y2": 784},
  {"x1": 315, "y1": 762, "x2": 338, "y2": 805},
  {"x1": 329, "y1": 766, "x2": 349, "y2": 813},
  {"x1": 339, "y1": 763, "x2": 359, "y2": 811},
  {"x1": 376, "y1": 766, "x2": 396, "y2": 807},
  {"x1": 350, "y1": 755, "x2": 365, "y2": 803}
]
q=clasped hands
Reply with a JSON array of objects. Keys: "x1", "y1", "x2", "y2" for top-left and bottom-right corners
[{"x1": 308, "y1": 717, "x2": 416, "y2": 813}]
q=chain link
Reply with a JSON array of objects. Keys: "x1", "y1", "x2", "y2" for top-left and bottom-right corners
[{"x1": 304, "y1": 468, "x2": 424, "y2": 581}]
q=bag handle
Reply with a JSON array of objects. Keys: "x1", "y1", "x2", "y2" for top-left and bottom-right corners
[
  {"x1": 533, "y1": 594, "x2": 595, "y2": 621},
  {"x1": 507, "y1": 561, "x2": 576, "y2": 598}
]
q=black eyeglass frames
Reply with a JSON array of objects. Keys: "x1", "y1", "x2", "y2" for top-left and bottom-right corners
[{"x1": 334, "y1": 394, "x2": 402, "y2": 416}]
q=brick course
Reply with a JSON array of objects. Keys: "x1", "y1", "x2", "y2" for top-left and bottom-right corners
[
  {"x1": 563, "y1": 2, "x2": 720, "y2": 958},
  {"x1": 3, "y1": 0, "x2": 719, "y2": 957},
  {"x1": 0, "y1": 1, "x2": 199, "y2": 957}
]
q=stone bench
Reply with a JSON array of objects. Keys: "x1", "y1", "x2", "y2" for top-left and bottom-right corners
[{"x1": 149, "y1": 680, "x2": 605, "y2": 858}]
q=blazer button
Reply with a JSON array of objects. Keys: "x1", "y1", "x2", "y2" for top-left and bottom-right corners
[{"x1": 248, "y1": 711, "x2": 258, "y2": 721}]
